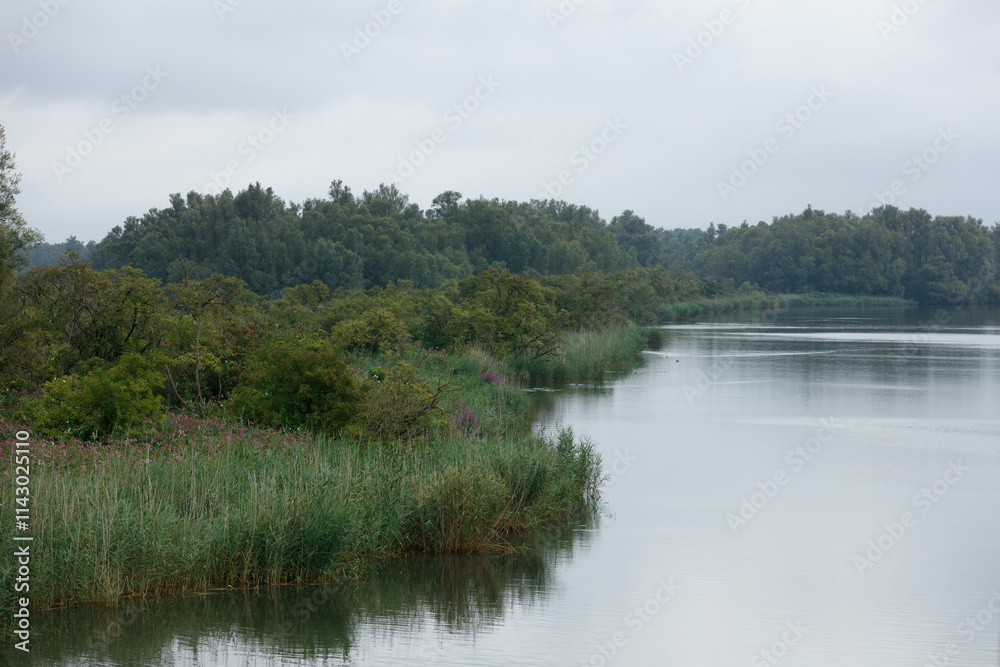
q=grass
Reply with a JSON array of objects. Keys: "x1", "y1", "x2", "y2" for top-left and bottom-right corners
[
  {"x1": 0, "y1": 380, "x2": 601, "y2": 616},
  {"x1": 510, "y1": 324, "x2": 658, "y2": 381}
]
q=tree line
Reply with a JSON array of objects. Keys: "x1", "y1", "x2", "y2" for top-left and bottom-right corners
[
  {"x1": 78, "y1": 182, "x2": 666, "y2": 296},
  {"x1": 683, "y1": 207, "x2": 999, "y2": 304},
  {"x1": 29, "y1": 182, "x2": 999, "y2": 304}
]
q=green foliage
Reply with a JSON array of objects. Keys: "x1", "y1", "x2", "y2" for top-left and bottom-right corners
[
  {"x1": 0, "y1": 124, "x2": 42, "y2": 280},
  {"x1": 330, "y1": 307, "x2": 409, "y2": 356},
  {"x1": 65, "y1": 178, "x2": 1000, "y2": 305},
  {"x1": 284, "y1": 279, "x2": 331, "y2": 310},
  {"x1": 31, "y1": 352, "x2": 165, "y2": 439},
  {"x1": 0, "y1": 417, "x2": 603, "y2": 611},
  {"x1": 407, "y1": 465, "x2": 509, "y2": 553},
  {"x1": 0, "y1": 125, "x2": 44, "y2": 390},
  {"x1": 361, "y1": 361, "x2": 444, "y2": 440},
  {"x1": 553, "y1": 427, "x2": 602, "y2": 506},
  {"x1": 686, "y1": 207, "x2": 999, "y2": 304},
  {"x1": 495, "y1": 448, "x2": 550, "y2": 509},
  {"x1": 26, "y1": 235, "x2": 93, "y2": 267},
  {"x1": 160, "y1": 274, "x2": 260, "y2": 409},
  {"x1": 5, "y1": 255, "x2": 162, "y2": 385},
  {"x1": 85, "y1": 183, "x2": 646, "y2": 294},
  {"x1": 229, "y1": 339, "x2": 361, "y2": 432},
  {"x1": 448, "y1": 268, "x2": 562, "y2": 359},
  {"x1": 6, "y1": 180, "x2": 1000, "y2": 441}
]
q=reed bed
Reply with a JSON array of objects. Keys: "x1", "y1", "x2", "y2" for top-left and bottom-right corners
[
  {"x1": 511, "y1": 325, "x2": 655, "y2": 381},
  {"x1": 0, "y1": 407, "x2": 600, "y2": 613}
]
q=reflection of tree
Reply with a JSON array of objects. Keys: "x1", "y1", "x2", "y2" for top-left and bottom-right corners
[{"x1": 31, "y1": 519, "x2": 597, "y2": 665}]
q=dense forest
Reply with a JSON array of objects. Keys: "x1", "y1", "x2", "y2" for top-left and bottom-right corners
[{"x1": 30, "y1": 181, "x2": 999, "y2": 305}]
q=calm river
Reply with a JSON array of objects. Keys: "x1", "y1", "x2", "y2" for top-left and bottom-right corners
[{"x1": 29, "y1": 306, "x2": 1000, "y2": 666}]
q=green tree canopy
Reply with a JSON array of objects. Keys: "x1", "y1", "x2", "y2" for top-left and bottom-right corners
[{"x1": 0, "y1": 125, "x2": 42, "y2": 280}]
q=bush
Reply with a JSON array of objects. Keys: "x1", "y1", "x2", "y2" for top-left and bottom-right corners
[
  {"x1": 447, "y1": 269, "x2": 562, "y2": 361},
  {"x1": 229, "y1": 339, "x2": 361, "y2": 432},
  {"x1": 330, "y1": 307, "x2": 409, "y2": 356},
  {"x1": 31, "y1": 353, "x2": 165, "y2": 439},
  {"x1": 362, "y1": 361, "x2": 443, "y2": 440}
]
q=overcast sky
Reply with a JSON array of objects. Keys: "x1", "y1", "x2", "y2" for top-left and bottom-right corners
[{"x1": 2, "y1": 0, "x2": 998, "y2": 243}]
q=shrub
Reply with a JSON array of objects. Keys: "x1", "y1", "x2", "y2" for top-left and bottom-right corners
[
  {"x1": 229, "y1": 339, "x2": 361, "y2": 432},
  {"x1": 31, "y1": 352, "x2": 165, "y2": 439},
  {"x1": 362, "y1": 361, "x2": 444, "y2": 440},
  {"x1": 330, "y1": 307, "x2": 409, "y2": 356},
  {"x1": 447, "y1": 269, "x2": 562, "y2": 361}
]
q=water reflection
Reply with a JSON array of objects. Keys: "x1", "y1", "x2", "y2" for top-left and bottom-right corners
[
  {"x1": 528, "y1": 304, "x2": 1000, "y2": 666},
  {"x1": 29, "y1": 520, "x2": 597, "y2": 666}
]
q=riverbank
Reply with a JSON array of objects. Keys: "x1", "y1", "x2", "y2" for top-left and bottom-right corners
[
  {"x1": 659, "y1": 292, "x2": 916, "y2": 321},
  {"x1": 0, "y1": 312, "x2": 665, "y2": 624},
  {"x1": 0, "y1": 347, "x2": 610, "y2": 616},
  {"x1": 510, "y1": 325, "x2": 661, "y2": 380}
]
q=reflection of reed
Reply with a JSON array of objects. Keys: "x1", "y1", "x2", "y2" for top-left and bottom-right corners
[
  {"x1": 29, "y1": 518, "x2": 598, "y2": 665},
  {"x1": 352, "y1": 516, "x2": 598, "y2": 634},
  {"x1": 526, "y1": 331, "x2": 670, "y2": 429}
]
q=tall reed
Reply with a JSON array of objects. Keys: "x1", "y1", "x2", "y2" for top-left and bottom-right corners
[{"x1": 0, "y1": 419, "x2": 600, "y2": 612}]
